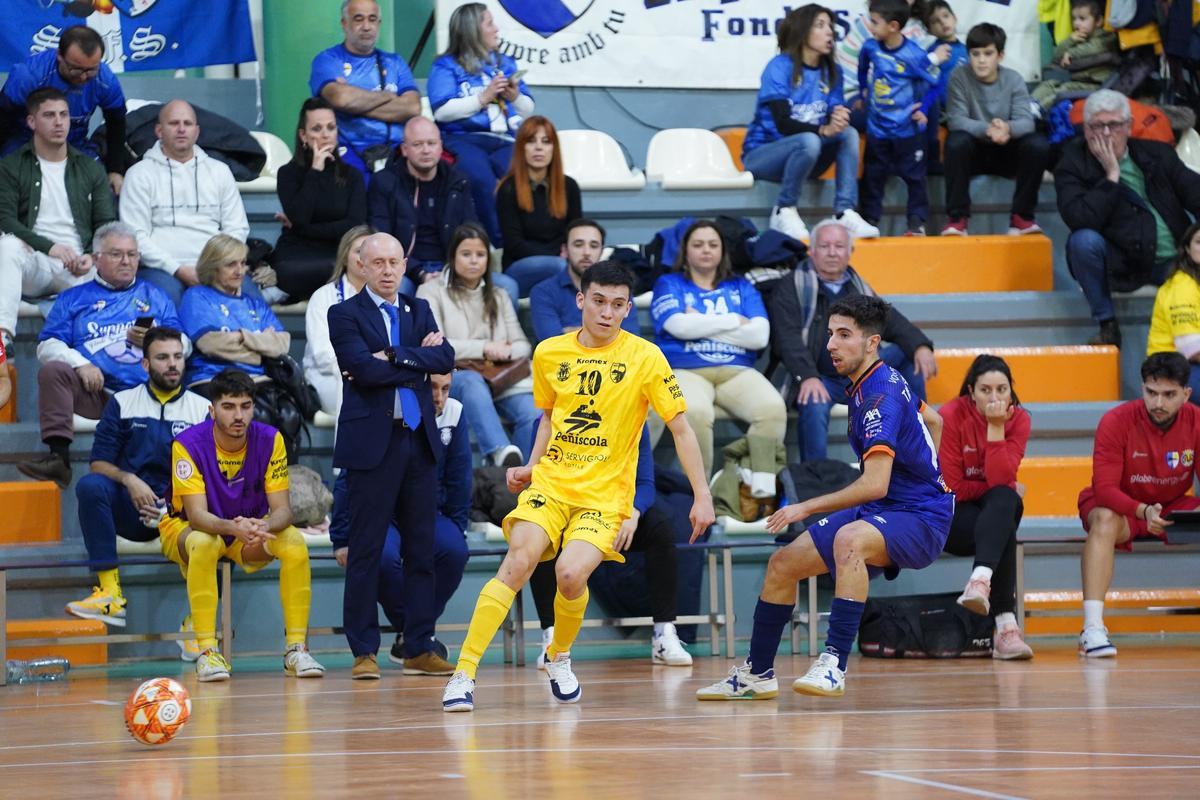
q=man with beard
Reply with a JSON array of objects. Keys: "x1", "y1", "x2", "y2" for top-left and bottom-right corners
[
  {"x1": 1076, "y1": 352, "x2": 1200, "y2": 658},
  {"x1": 696, "y1": 295, "x2": 953, "y2": 701},
  {"x1": 528, "y1": 219, "x2": 639, "y2": 344},
  {"x1": 67, "y1": 326, "x2": 209, "y2": 628},
  {"x1": 159, "y1": 368, "x2": 325, "y2": 682}
]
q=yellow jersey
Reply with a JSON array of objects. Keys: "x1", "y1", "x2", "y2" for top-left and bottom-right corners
[
  {"x1": 531, "y1": 330, "x2": 687, "y2": 514},
  {"x1": 169, "y1": 430, "x2": 289, "y2": 516},
  {"x1": 1147, "y1": 270, "x2": 1200, "y2": 356}
]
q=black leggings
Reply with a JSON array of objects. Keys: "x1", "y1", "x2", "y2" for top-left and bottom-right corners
[
  {"x1": 942, "y1": 486, "x2": 1024, "y2": 616},
  {"x1": 529, "y1": 504, "x2": 679, "y2": 627}
]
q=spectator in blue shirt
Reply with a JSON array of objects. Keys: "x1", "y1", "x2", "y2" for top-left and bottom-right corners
[
  {"x1": 742, "y1": 5, "x2": 879, "y2": 243},
  {"x1": 921, "y1": 1, "x2": 968, "y2": 175},
  {"x1": 528, "y1": 218, "x2": 641, "y2": 344},
  {"x1": 309, "y1": 0, "x2": 421, "y2": 179},
  {"x1": 179, "y1": 234, "x2": 290, "y2": 393},
  {"x1": 650, "y1": 220, "x2": 786, "y2": 476},
  {"x1": 856, "y1": 0, "x2": 951, "y2": 235},
  {"x1": 331, "y1": 370, "x2": 471, "y2": 667},
  {"x1": 428, "y1": 3, "x2": 534, "y2": 245},
  {"x1": 17, "y1": 221, "x2": 187, "y2": 488},
  {"x1": 0, "y1": 26, "x2": 127, "y2": 195}
]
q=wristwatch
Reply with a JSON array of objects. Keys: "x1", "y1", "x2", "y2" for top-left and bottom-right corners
[{"x1": 384, "y1": 346, "x2": 397, "y2": 365}]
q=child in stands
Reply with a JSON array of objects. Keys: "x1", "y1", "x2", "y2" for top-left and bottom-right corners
[
  {"x1": 921, "y1": 0, "x2": 968, "y2": 174},
  {"x1": 1031, "y1": 0, "x2": 1119, "y2": 113}
]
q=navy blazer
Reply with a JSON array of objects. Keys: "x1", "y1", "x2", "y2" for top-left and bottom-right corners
[{"x1": 328, "y1": 287, "x2": 455, "y2": 470}]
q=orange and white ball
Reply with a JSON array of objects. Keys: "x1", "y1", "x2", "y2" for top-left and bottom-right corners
[{"x1": 124, "y1": 677, "x2": 191, "y2": 745}]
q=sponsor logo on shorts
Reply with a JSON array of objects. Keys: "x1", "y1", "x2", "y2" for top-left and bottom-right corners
[
  {"x1": 872, "y1": 515, "x2": 887, "y2": 525},
  {"x1": 174, "y1": 458, "x2": 193, "y2": 480},
  {"x1": 578, "y1": 510, "x2": 611, "y2": 530},
  {"x1": 526, "y1": 492, "x2": 548, "y2": 509}
]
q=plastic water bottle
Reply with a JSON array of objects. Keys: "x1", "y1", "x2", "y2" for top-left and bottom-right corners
[{"x1": 6, "y1": 657, "x2": 70, "y2": 684}]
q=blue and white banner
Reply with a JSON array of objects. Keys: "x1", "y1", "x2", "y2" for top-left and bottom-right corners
[
  {"x1": 436, "y1": 1, "x2": 1042, "y2": 89},
  {"x1": 1, "y1": 0, "x2": 256, "y2": 74}
]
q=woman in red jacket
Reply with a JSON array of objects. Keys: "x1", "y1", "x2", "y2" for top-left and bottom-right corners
[{"x1": 939, "y1": 354, "x2": 1034, "y2": 660}]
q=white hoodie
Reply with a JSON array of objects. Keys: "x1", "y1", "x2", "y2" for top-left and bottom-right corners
[{"x1": 119, "y1": 141, "x2": 250, "y2": 275}]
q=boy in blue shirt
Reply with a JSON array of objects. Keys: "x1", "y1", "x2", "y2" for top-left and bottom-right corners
[
  {"x1": 856, "y1": 0, "x2": 952, "y2": 235},
  {"x1": 922, "y1": 1, "x2": 968, "y2": 175},
  {"x1": 697, "y1": 294, "x2": 953, "y2": 700}
]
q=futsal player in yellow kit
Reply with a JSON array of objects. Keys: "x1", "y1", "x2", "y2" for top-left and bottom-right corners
[
  {"x1": 159, "y1": 368, "x2": 324, "y2": 682},
  {"x1": 443, "y1": 261, "x2": 715, "y2": 711}
]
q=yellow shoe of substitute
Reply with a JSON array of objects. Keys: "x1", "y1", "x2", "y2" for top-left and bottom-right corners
[{"x1": 65, "y1": 587, "x2": 126, "y2": 627}]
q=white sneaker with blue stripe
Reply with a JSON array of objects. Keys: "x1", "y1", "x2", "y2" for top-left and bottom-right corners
[
  {"x1": 695, "y1": 662, "x2": 778, "y2": 700},
  {"x1": 442, "y1": 671, "x2": 476, "y2": 712},
  {"x1": 1079, "y1": 626, "x2": 1117, "y2": 658},
  {"x1": 793, "y1": 652, "x2": 845, "y2": 697},
  {"x1": 545, "y1": 652, "x2": 581, "y2": 703}
]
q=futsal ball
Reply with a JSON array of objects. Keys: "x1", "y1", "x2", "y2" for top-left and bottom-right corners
[{"x1": 124, "y1": 677, "x2": 191, "y2": 745}]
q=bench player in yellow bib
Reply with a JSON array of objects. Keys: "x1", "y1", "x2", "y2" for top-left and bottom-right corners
[{"x1": 443, "y1": 261, "x2": 715, "y2": 711}]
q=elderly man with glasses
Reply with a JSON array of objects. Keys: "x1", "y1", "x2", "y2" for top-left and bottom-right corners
[
  {"x1": 0, "y1": 25, "x2": 128, "y2": 196},
  {"x1": 1055, "y1": 89, "x2": 1200, "y2": 348}
]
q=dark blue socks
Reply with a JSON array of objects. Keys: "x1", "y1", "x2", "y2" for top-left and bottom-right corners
[
  {"x1": 747, "y1": 598, "x2": 794, "y2": 675},
  {"x1": 824, "y1": 597, "x2": 866, "y2": 671}
]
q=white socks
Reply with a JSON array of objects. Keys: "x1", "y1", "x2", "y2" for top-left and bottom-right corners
[
  {"x1": 1083, "y1": 599, "x2": 1105, "y2": 630},
  {"x1": 970, "y1": 565, "x2": 994, "y2": 583},
  {"x1": 994, "y1": 612, "x2": 1018, "y2": 631}
]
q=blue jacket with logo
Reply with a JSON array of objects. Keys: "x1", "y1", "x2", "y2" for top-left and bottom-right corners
[
  {"x1": 179, "y1": 285, "x2": 285, "y2": 385},
  {"x1": 309, "y1": 44, "x2": 418, "y2": 154},
  {"x1": 88, "y1": 383, "x2": 211, "y2": 498},
  {"x1": 857, "y1": 37, "x2": 941, "y2": 139},
  {"x1": 39, "y1": 278, "x2": 183, "y2": 392},
  {"x1": 427, "y1": 53, "x2": 532, "y2": 136}
]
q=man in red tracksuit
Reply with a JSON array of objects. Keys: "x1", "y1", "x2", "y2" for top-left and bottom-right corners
[{"x1": 1077, "y1": 352, "x2": 1200, "y2": 658}]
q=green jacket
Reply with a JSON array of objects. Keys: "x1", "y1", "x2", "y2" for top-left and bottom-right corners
[
  {"x1": 1051, "y1": 29, "x2": 1120, "y2": 85},
  {"x1": 0, "y1": 141, "x2": 114, "y2": 255},
  {"x1": 711, "y1": 435, "x2": 789, "y2": 522}
]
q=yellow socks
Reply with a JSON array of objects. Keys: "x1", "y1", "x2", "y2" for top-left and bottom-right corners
[
  {"x1": 97, "y1": 568, "x2": 123, "y2": 600},
  {"x1": 266, "y1": 527, "x2": 311, "y2": 648},
  {"x1": 456, "y1": 578, "x2": 517, "y2": 680},
  {"x1": 547, "y1": 588, "x2": 589, "y2": 661},
  {"x1": 184, "y1": 533, "x2": 222, "y2": 651}
]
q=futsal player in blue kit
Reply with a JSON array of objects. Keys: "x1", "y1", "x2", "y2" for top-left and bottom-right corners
[{"x1": 696, "y1": 295, "x2": 953, "y2": 699}]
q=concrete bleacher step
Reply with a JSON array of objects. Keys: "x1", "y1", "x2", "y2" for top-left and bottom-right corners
[
  {"x1": 1015, "y1": 456, "x2": 1091, "y2": 517},
  {"x1": 851, "y1": 235, "x2": 1053, "y2": 295},
  {"x1": 5, "y1": 617, "x2": 108, "y2": 664},
  {"x1": 924, "y1": 346, "x2": 1119, "y2": 404},
  {"x1": 0, "y1": 482, "x2": 62, "y2": 545},
  {"x1": 1023, "y1": 589, "x2": 1200, "y2": 636}
]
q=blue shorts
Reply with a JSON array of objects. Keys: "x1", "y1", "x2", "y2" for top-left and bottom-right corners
[{"x1": 807, "y1": 496, "x2": 954, "y2": 580}]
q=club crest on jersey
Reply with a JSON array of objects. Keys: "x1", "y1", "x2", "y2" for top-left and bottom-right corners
[
  {"x1": 1184, "y1": 450, "x2": 1195, "y2": 468},
  {"x1": 546, "y1": 444, "x2": 563, "y2": 463},
  {"x1": 557, "y1": 362, "x2": 571, "y2": 382},
  {"x1": 170, "y1": 420, "x2": 190, "y2": 436},
  {"x1": 1166, "y1": 451, "x2": 1181, "y2": 469},
  {"x1": 440, "y1": 426, "x2": 453, "y2": 446},
  {"x1": 609, "y1": 362, "x2": 626, "y2": 384}
]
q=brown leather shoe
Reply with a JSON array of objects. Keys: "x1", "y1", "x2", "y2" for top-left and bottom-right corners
[
  {"x1": 403, "y1": 650, "x2": 455, "y2": 676},
  {"x1": 351, "y1": 654, "x2": 380, "y2": 680},
  {"x1": 17, "y1": 453, "x2": 71, "y2": 489}
]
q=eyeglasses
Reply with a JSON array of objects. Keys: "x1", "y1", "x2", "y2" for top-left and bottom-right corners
[
  {"x1": 1087, "y1": 120, "x2": 1130, "y2": 133},
  {"x1": 102, "y1": 250, "x2": 139, "y2": 262},
  {"x1": 58, "y1": 57, "x2": 100, "y2": 78}
]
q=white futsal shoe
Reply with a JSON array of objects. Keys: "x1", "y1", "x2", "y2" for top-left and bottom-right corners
[
  {"x1": 695, "y1": 662, "x2": 778, "y2": 700},
  {"x1": 793, "y1": 652, "x2": 845, "y2": 697},
  {"x1": 283, "y1": 644, "x2": 325, "y2": 678},
  {"x1": 545, "y1": 652, "x2": 582, "y2": 703},
  {"x1": 652, "y1": 623, "x2": 693, "y2": 666},
  {"x1": 442, "y1": 671, "x2": 476, "y2": 712},
  {"x1": 1079, "y1": 626, "x2": 1117, "y2": 658}
]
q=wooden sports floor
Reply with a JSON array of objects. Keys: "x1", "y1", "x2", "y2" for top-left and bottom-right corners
[{"x1": 1, "y1": 643, "x2": 1197, "y2": 799}]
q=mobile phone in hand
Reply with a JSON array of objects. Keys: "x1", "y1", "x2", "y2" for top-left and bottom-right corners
[
  {"x1": 135, "y1": 315, "x2": 155, "y2": 329},
  {"x1": 509, "y1": 69, "x2": 527, "y2": 82}
]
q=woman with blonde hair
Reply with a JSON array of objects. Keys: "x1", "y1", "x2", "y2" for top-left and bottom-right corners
[
  {"x1": 179, "y1": 234, "x2": 290, "y2": 393},
  {"x1": 303, "y1": 224, "x2": 376, "y2": 414}
]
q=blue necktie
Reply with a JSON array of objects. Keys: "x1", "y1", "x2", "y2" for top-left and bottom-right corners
[{"x1": 381, "y1": 302, "x2": 422, "y2": 429}]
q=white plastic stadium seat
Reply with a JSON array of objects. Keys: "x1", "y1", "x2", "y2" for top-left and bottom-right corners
[
  {"x1": 558, "y1": 129, "x2": 646, "y2": 190},
  {"x1": 313, "y1": 410, "x2": 336, "y2": 428},
  {"x1": 645, "y1": 129, "x2": 754, "y2": 190},
  {"x1": 1178, "y1": 127, "x2": 1200, "y2": 175},
  {"x1": 238, "y1": 130, "x2": 293, "y2": 193},
  {"x1": 73, "y1": 414, "x2": 99, "y2": 433}
]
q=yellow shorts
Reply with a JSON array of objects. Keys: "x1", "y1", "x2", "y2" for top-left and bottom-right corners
[
  {"x1": 157, "y1": 516, "x2": 273, "y2": 577},
  {"x1": 503, "y1": 487, "x2": 626, "y2": 563}
]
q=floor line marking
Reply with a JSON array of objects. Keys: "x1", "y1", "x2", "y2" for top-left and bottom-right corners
[
  {"x1": 863, "y1": 770, "x2": 1028, "y2": 800},
  {"x1": 739, "y1": 772, "x2": 792, "y2": 778},
  {"x1": 881, "y1": 765, "x2": 1200, "y2": 775}
]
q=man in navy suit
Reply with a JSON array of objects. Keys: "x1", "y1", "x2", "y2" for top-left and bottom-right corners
[{"x1": 329, "y1": 232, "x2": 456, "y2": 679}]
